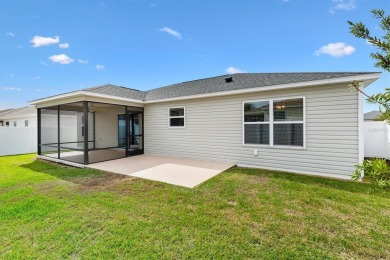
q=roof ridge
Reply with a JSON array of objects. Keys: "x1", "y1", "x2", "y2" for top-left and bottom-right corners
[{"x1": 83, "y1": 84, "x2": 143, "y2": 92}]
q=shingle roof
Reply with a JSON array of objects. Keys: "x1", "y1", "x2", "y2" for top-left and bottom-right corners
[
  {"x1": 0, "y1": 106, "x2": 36, "y2": 119},
  {"x1": 83, "y1": 84, "x2": 147, "y2": 100},
  {"x1": 32, "y1": 72, "x2": 379, "y2": 104},
  {"x1": 364, "y1": 110, "x2": 381, "y2": 121},
  {"x1": 0, "y1": 109, "x2": 14, "y2": 116},
  {"x1": 143, "y1": 72, "x2": 375, "y2": 101}
]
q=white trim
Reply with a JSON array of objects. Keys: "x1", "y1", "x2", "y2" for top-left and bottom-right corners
[
  {"x1": 29, "y1": 73, "x2": 381, "y2": 106},
  {"x1": 358, "y1": 82, "x2": 365, "y2": 178},
  {"x1": 242, "y1": 96, "x2": 306, "y2": 149},
  {"x1": 168, "y1": 106, "x2": 186, "y2": 128},
  {"x1": 30, "y1": 91, "x2": 144, "y2": 106},
  {"x1": 237, "y1": 163, "x2": 351, "y2": 180}
]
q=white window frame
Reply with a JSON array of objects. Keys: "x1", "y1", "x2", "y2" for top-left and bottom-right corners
[
  {"x1": 168, "y1": 106, "x2": 185, "y2": 128},
  {"x1": 242, "y1": 96, "x2": 306, "y2": 149}
]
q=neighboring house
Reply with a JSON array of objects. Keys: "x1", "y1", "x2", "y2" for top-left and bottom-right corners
[
  {"x1": 364, "y1": 110, "x2": 381, "y2": 121},
  {"x1": 30, "y1": 72, "x2": 380, "y2": 179},
  {"x1": 0, "y1": 109, "x2": 14, "y2": 126},
  {"x1": 0, "y1": 106, "x2": 37, "y2": 127}
]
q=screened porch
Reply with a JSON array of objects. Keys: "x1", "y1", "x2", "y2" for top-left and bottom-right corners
[{"x1": 38, "y1": 101, "x2": 143, "y2": 165}]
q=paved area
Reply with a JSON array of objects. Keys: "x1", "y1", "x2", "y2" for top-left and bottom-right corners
[{"x1": 87, "y1": 154, "x2": 235, "y2": 188}]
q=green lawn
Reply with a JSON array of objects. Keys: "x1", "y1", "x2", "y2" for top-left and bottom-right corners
[{"x1": 0, "y1": 154, "x2": 389, "y2": 259}]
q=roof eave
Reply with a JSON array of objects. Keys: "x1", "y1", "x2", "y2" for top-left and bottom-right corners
[
  {"x1": 29, "y1": 91, "x2": 144, "y2": 106},
  {"x1": 29, "y1": 72, "x2": 381, "y2": 106}
]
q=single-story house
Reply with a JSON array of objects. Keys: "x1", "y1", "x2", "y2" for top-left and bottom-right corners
[
  {"x1": 364, "y1": 110, "x2": 381, "y2": 121},
  {"x1": 30, "y1": 72, "x2": 380, "y2": 179},
  {"x1": 0, "y1": 106, "x2": 37, "y2": 127}
]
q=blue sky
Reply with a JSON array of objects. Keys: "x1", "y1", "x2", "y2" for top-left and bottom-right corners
[{"x1": 1, "y1": 0, "x2": 389, "y2": 112}]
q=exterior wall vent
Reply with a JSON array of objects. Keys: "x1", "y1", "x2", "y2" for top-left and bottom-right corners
[{"x1": 225, "y1": 76, "x2": 233, "y2": 83}]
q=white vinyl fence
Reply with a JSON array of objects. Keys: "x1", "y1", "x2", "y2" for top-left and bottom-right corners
[
  {"x1": 0, "y1": 127, "x2": 37, "y2": 156},
  {"x1": 364, "y1": 121, "x2": 390, "y2": 159}
]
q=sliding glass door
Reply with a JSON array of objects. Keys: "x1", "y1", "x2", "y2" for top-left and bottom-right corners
[
  {"x1": 127, "y1": 111, "x2": 143, "y2": 155},
  {"x1": 118, "y1": 108, "x2": 144, "y2": 156}
]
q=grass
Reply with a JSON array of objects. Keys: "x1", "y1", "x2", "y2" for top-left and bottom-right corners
[{"x1": 0, "y1": 154, "x2": 389, "y2": 259}]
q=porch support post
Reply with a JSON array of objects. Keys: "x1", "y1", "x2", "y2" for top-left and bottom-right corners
[
  {"x1": 37, "y1": 108, "x2": 41, "y2": 155},
  {"x1": 83, "y1": 101, "x2": 89, "y2": 165},
  {"x1": 142, "y1": 110, "x2": 144, "y2": 154},
  {"x1": 57, "y1": 105, "x2": 60, "y2": 159},
  {"x1": 93, "y1": 112, "x2": 96, "y2": 150},
  {"x1": 125, "y1": 106, "x2": 129, "y2": 157}
]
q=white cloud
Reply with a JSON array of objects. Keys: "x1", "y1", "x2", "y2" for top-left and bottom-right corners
[
  {"x1": 78, "y1": 59, "x2": 89, "y2": 64},
  {"x1": 7, "y1": 32, "x2": 15, "y2": 37},
  {"x1": 3, "y1": 87, "x2": 21, "y2": 91},
  {"x1": 49, "y1": 54, "x2": 74, "y2": 64},
  {"x1": 58, "y1": 43, "x2": 70, "y2": 49},
  {"x1": 96, "y1": 64, "x2": 105, "y2": 70},
  {"x1": 314, "y1": 42, "x2": 355, "y2": 57},
  {"x1": 226, "y1": 66, "x2": 244, "y2": 74},
  {"x1": 330, "y1": 0, "x2": 356, "y2": 13},
  {"x1": 30, "y1": 35, "x2": 60, "y2": 47},
  {"x1": 159, "y1": 27, "x2": 182, "y2": 39}
]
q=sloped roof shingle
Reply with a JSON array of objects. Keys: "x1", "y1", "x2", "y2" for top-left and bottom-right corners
[{"x1": 31, "y1": 72, "x2": 379, "y2": 104}]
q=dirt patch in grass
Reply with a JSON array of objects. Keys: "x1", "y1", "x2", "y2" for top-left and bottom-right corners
[
  {"x1": 248, "y1": 175, "x2": 269, "y2": 184},
  {"x1": 72, "y1": 173, "x2": 136, "y2": 193}
]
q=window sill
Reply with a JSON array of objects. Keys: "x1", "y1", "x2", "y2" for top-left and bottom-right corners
[{"x1": 243, "y1": 144, "x2": 306, "y2": 150}]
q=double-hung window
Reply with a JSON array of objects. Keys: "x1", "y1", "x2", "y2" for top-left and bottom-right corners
[
  {"x1": 244, "y1": 101, "x2": 270, "y2": 145},
  {"x1": 169, "y1": 107, "x2": 185, "y2": 127},
  {"x1": 244, "y1": 97, "x2": 304, "y2": 147}
]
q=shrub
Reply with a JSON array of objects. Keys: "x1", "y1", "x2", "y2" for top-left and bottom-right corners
[{"x1": 352, "y1": 158, "x2": 390, "y2": 189}]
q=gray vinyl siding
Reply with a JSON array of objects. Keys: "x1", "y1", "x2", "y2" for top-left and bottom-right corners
[
  {"x1": 144, "y1": 83, "x2": 359, "y2": 179},
  {"x1": 95, "y1": 107, "x2": 125, "y2": 148}
]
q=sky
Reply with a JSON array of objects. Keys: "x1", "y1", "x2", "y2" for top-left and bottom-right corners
[{"x1": 0, "y1": 0, "x2": 389, "y2": 112}]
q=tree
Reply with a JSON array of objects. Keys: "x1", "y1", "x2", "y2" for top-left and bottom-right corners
[
  {"x1": 348, "y1": 9, "x2": 390, "y2": 119},
  {"x1": 349, "y1": 9, "x2": 390, "y2": 188}
]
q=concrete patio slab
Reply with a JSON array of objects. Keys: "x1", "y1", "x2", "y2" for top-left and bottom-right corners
[{"x1": 87, "y1": 155, "x2": 235, "y2": 188}]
